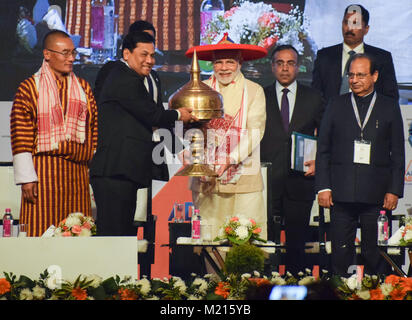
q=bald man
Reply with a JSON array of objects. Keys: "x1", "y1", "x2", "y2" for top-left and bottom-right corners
[{"x1": 10, "y1": 30, "x2": 98, "y2": 236}]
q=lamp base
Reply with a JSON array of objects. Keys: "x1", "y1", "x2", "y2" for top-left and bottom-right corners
[{"x1": 174, "y1": 164, "x2": 218, "y2": 177}]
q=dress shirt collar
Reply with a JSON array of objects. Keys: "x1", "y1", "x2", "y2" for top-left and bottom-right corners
[
  {"x1": 343, "y1": 42, "x2": 364, "y2": 55},
  {"x1": 275, "y1": 80, "x2": 297, "y2": 96},
  {"x1": 120, "y1": 58, "x2": 129, "y2": 68}
]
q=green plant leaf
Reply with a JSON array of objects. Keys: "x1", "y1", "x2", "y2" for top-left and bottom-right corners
[
  {"x1": 16, "y1": 275, "x2": 35, "y2": 289},
  {"x1": 88, "y1": 286, "x2": 107, "y2": 300},
  {"x1": 227, "y1": 234, "x2": 250, "y2": 245},
  {"x1": 101, "y1": 277, "x2": 118, "y2": 294}
]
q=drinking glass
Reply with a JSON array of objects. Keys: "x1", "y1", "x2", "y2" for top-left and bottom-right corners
[
  {"x1": 173, "y1": 203, "x2": 184, "y2": 223},
  {"x1": 18, "y1": 224, "x2": 28, "y2": 237}
]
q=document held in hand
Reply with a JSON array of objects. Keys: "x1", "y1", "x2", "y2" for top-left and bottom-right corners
[{"x1": 291, "y1": 131, "x2": 317, "y2": 172}]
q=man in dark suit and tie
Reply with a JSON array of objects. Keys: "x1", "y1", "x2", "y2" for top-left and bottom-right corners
[
  {"x1": 93, "y1": 22, "x2": 169, "y2": 222},
  {"x1": 312, "y1": 4, "x2": 399, "y2": 103},
  {"x1": 90, "y1": 32, "x2": 195, "y2": 236},
  {"x1": 315, "y1": 53, "x2": 404, "y2": 276},
  {"x1": 260, "y1": 45, "x2": 325, "y2": 275}
]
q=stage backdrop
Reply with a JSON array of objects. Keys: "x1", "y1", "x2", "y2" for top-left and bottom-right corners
[
  {"x1": 1, "y1": 0, "x2": 411, "y2": 278},
  {"x1": 1, "y1": 1, "x2": 411, "y2": 101},
  {"x1": 65, "y1": 0, "x2": 200, "y2": 51}
]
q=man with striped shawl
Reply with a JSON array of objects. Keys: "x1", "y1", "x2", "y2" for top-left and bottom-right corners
[
  {"x1": 10, "y1": 30, "x2": 98, "y2": 236},
  {"x1": 185, "y1": 34, "x2": 268, "y2": 240}
]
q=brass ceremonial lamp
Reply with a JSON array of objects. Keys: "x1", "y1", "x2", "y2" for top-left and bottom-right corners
[{"x1": 168, "y1": 50, "x2": 224, "y2": 176}]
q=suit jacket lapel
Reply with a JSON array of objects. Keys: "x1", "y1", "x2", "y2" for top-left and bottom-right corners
[
  {"x1": 266, "y1": 83, "x2": 282, "y2": 126},
  {"x1": 267, "y1": 83, "x2": 287, "y2": 134},
  {"x1": 332, "y1": 44, "x2": 344, "y2": 89},
  {"x1": 363, "y1": 43, "x2": 372, "y2": 54},
  {"x1": 289, "y1": 84, "x2": 304, "y2": 132},
  {"x1": 150, "y1": 70, "x2": 163, "y2": 107}
]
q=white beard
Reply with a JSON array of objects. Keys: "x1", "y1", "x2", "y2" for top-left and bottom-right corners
[{"x1": 215, "y1": 65, "x2": 241, "y2": 85}]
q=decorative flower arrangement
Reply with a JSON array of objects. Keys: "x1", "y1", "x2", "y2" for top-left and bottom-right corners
[
  {"x1": 336, "y1": 274, "x2": 412, "y2": 300},
  {"x1": 53, "y1": 212, "x2": 96, "y2": 237},
  {"x1": 399, "y1": 215, "x2": 412, "y2": 246},
  {"x1": 0, "y1": 269, "x2": 321, "y2": 300},
  {"x1": 214, "y1": 216, "x2": 265, "y2": 245},
  {"x1": 1, "y1": 269, "x2": 412, "y2": 300},
  {"x1": 201, "y1": 0, "x2": 309, "y2": 53}
]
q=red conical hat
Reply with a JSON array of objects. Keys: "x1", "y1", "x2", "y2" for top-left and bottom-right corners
[{"x1": 185, "y1": 33, "x2": 267, "y2": 61}]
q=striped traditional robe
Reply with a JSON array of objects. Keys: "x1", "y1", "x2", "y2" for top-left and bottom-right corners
[{"x1": 10, "y1": 75, "x2": 98, "y2": 236}]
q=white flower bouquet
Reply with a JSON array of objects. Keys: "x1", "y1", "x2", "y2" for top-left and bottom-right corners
[
  {"x1": 337, "y1": 274, "x2": 412, "y2": 300},
  {"x1": 201, "y1": 0, "x2": 309, "y2": 53},
  {"x1": 399, "y1": 215, "x2": 412, "y2": 246},
  {"x1": 53, "y1": 212, "x2": 96, "y2": 237},
  {"x1": 214, "y1": 216, "x2": 265, "y2": 245}
]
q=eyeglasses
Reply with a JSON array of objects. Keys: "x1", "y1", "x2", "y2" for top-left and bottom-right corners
[
  {"x1": 348, "y1": 72, "x2": 369, "y2": 79},
  {"x1": 274, "y1": 60, "x2": 297, "y2": 68},
  {"x1": 46, "y1": 48, "x2": 78, "y2": 58}
]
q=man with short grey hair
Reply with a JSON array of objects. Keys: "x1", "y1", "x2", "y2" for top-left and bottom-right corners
[{"x1": 316, "y1": 53, "x2": 404, "y2": 276}]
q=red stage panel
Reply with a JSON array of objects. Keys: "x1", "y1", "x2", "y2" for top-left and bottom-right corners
[{"x1": 151, "y1": 175, "x2": 193, "y2": 278}]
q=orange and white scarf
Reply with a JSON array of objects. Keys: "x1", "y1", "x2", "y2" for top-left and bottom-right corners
[
  {"x1": 204, "y1": 74, "x2": 248, "y2": 184},
  {"x1": 34, "y1": 59, "x2": 87, "y2": 152}
]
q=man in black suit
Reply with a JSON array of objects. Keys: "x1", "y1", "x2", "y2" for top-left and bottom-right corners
[
  {"x1": 89, "y1": 32, "x2": 194, "y2": 236},
  {"x1": 260, "y1": 45, "x2": 325, "y2": 275},
  {"x1": 94, "y1": 20, "x2": 157, "y2": 103},
  {"x1": 312, "y1": 4, "x2": 399, "y2": 103},
  {"x1": 315, "y1": 53, "x2": 404, "y2": 276}
]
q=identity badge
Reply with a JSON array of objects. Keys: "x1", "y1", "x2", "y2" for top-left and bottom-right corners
[{"x1": 354, "y1": 140, "x2": 371, "y2": 164}]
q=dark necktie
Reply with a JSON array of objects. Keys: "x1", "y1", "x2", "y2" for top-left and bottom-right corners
[
  {"x1": 147, "y1": 75, "x2": 154, "y2": 100},
  {"x1": 339, "y1": 50, "x2": 356, "y2": 94},
  {"x1": 280, "y1": 88, "x2": 290, "y2": 132}
]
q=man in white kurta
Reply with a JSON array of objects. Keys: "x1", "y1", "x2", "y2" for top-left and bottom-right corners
[{"x1": 186, "y1": 38, "x2": 267, "y2": 240}]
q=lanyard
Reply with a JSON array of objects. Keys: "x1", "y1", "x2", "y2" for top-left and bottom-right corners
[{"x1": 351, "y1": 92, "x2": 377, "y2": 139}]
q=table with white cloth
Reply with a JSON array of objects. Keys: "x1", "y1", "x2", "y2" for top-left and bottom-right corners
[{"x1": 0, "y1": 236, "x2": 147, "y2": 280}]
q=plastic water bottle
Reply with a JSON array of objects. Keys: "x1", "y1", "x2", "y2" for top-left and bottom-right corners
[
  {"x1": 199, "y1": 0, "x2": 224, "y2": 73},
  {"x1": 2, "y1": 208, "x2": 13, "y2": 237},
  {"x1": 191, "y1": 209, "x2": 201, "y2": 242},
  {"x1": 91, "y1": 0, "x2": 117, "y2": 63},
  {"x1": 103, "y1": 0, "x2": 116, "y2": 51},
  {"x1": 377, "y1": 210, "x2": 389, "y2": 245},
  {"x1": 200, "y1": 0, "x2": 224, "y2": 44}
]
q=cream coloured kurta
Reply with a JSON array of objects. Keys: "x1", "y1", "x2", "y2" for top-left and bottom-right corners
[{"x1": 189, "y1": 71, "x2": 267, "y2": 239}]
